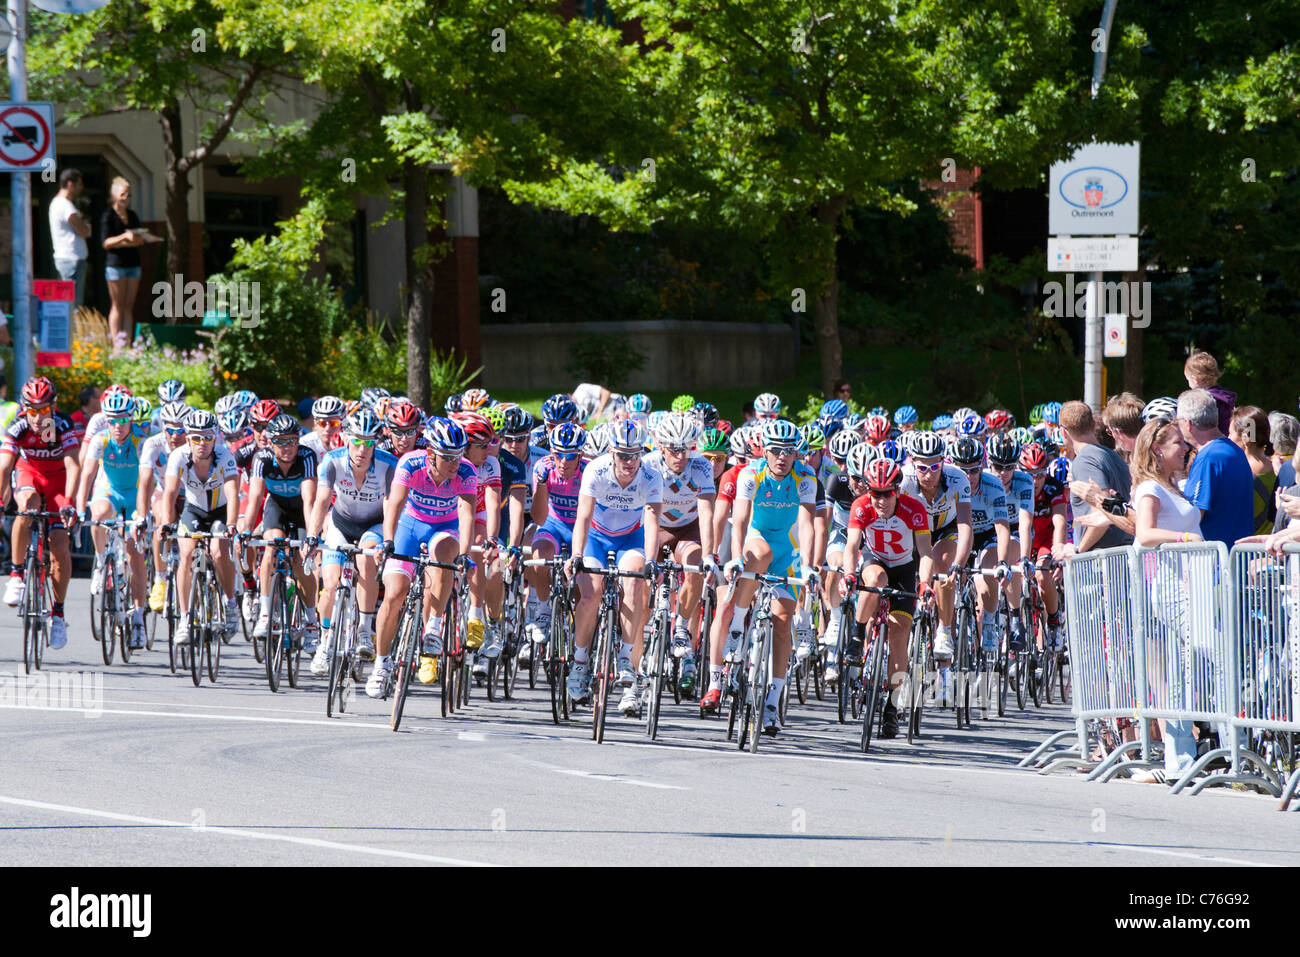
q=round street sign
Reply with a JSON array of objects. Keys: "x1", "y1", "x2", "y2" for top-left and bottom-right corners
[{"x1": 0, "y1": 104, "x2": 51, "y2": 168}]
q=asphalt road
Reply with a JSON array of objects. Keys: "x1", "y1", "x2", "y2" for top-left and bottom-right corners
[{"x1": 0, "y1": 577, "x2": 1294, "y2": 867}]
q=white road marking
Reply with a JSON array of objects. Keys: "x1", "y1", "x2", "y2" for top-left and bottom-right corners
[
  {"x1": 0, "y1": 794, "x2": 496, "y2": 866},
  {"x1": 0, "y1": 702, "x2": 387, "y2": 730},
  {"x1": 1087, "y1": 843, "x2": 1277, "y2": 867},
  {"x1": 458, "y1": 731, "x2": 486, "y2": 741},
  {"x1": 553, "y1": 768, "x2": 687, "y2": 790}
]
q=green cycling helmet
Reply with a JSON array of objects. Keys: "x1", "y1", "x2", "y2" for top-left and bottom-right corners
[
  {"x1": 800, "y1": 422, "x2": 826, "y2": 451},
  {"x1": 698, "y1": 427, "x2": 728, "y2": 454},
  {"x1": 484, "y1": 406, "x2": 507, "y2": 434},
  {"x1": 1028, "y1": 403, "x2": 1045, "y2": 425},
  {"x1": 671, "y1": 394, "x2": 696, "y2": 413}
]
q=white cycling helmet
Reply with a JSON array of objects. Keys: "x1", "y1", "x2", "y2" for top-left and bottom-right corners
[
  {"x1": 826, "y1": 428, "x2": 861, "y2": 462},
  {"x1": 1142, "y1": 396, "x2": 1178, "y2": 422},
  {"x1": 910, "y1": 430, "x2": 945, "y2": 459},
  {"x1": 608, "y1": 418, "x2": 647, "y2": 454},
  {"x1": 655, "y1": 411, "x2": 698, "y2": 449},
  {"x1": 761, "y1": 418, "x2": 800, "y2": 450},
  {"x1": 312, "y1": 395, "x2": 345, "y2": 419},
  {"x1": 584, "y1": 422, "x2": 611, "y2": 458},
  {"x1": 952, "y1": 406, "x2": 978, "y2": 424},
  {"x1": 754, "y1": 392, "x2": 782, "y2": 417},
  {"x1": 845, "y1": 442, "x2": 879, "y2": 479}
]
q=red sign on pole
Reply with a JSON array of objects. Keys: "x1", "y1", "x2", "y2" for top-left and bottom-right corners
[{"x1": 34, "y1": 279, "x2": 75, "y2": 367}]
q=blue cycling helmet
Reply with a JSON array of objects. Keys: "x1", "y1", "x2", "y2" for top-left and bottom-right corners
[
  {"x1": 958, "y1": 414, "x2": 987, "y2": 438},
  {"x1": 235, "y1": 389, "x2": 258, "y2": 409},
  {"x1": 868, "y1": 405, "x2": 890, "y2": 420},
  {"x1": 218, "y1": 408, "x2": 249, "y2": 436},
  {"x1": 1044, "y1": 402, "x2": 1062, "y2": 425},
  {"x1": 931, "y1": 414, "x2": 953, "y2": 431},
  {"x1": 530, "y1": 423, "x2": 549, "y2": 449},
  {"x1": 425, "y1": 417, "x2": 468, "y2": 455},
  {"x1": 761, "y1": 418, "x2": 801, "y2": 450},
  {"x1": 214, "y1": 393, "x2": 241, "y2": 416},
  {"x1": 1049, "y1": 455, "x2": 1070, "y2": 484},
  {"x1": 549, "y1": 422, "x2": 587, "y2": 454},
  {"x1": 628, "y1": 393, "x2": 652, "y2": 415},
  {"x1": 875, "y1": 439, "x2": 906, "y2": 464},
  {"x1": 817, "y1": 415, "x2": 844, "y2": 440},
  {"x1": 894, "y1": 405, "x2": 918, "y2": 426},
  {"x1": 157, "y1": 378, "x2": 186, "y2": 404},
  {"x1": 608, "y1": 418, "x2": 647, "y2": 453},
  {"x1": 541, "y1": 393, "x2": 579, "y2": 424},
  {"x1": 819, "y1": 399, "x2": 849, "y2": 420},
  {"x1": 102, "y1": 390, "x2": 135, "y2": 417}
]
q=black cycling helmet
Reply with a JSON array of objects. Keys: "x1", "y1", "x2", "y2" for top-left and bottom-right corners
[
  {"x1": 948, "y1": 436, "x2": 985, "y2": 468},
  {"x1": 986, "y1": 434, "x2": 1020, "y2": 468}
]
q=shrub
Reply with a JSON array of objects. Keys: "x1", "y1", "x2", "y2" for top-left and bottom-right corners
[
  {"x1": 317, "y1": 314, "x2": 481, "y2": 407},
  {"x1": 38, "y1": 334, "x2": 221, "y2": 412},
  {"x1": 792, "y1": 392, "x2": 869, "y2": 426},
  {"x1": 564, "y1": 333, "x2": 647, "y2": 394}
]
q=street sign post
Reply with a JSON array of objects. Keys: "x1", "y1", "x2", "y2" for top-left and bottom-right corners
[
  {"x1": 1103, "y1": 312, "x2": 1127, "y2": 358},
  {"x1": 0, "y1": 100, "x2": 54, "y2": 171}
]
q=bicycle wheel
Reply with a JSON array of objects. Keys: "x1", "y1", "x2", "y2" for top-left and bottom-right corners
[
  {"x1": 188, "y1": 605, "x2": 203, "y2": 688},
  {"x1": 266, "y1": 576, "x2": 287, "y2": 692},
  {"x1": 860, "y1": 619, "x2": 888, "y2": 753},
  {"x1": 1057, "y1": 651, "x2": 1071, "y2": 704},
  {"x1": 906, "y1": 615, "x2": 927, "y2": 744},
  {"x1": 100, "y1": 558, "x2": 116, "y2": 666},
  {"x1": 795, "y1": 645, "x2": 809, "y2": 705},
  {"x1": 646, "y1": 614, "x2": 668, "y2": 740},
  {"x1": 547, "y1": 597, "x2": 566, "y2": 724},
  {"x1": 206, "y1": 583, "x2": 222, "y2": 683},
  {"x1": 748, "y1": 622, "x2": 771, "y2": 754},
  {"x1": 953, "y1": 599, "x2": 972, "y2": 729},
  {"x1": 326, "y1": 588, "x2": 348, "y2": 717},
  {"x1": 22, "y1": 569, "x2": 37, "y2": 674},
  {"x1": 835, "y1": 609, "x2": 852, "y2": 724},
  {"x1": 118, "y1": 568, "x2": 135, "y2": 665},
  {"x1": 593, "y1": 611, "x2": 616, "y2": 744},
  {"x1": 247, "y1": 584, "x2": 264, "y2": 664},
  {"x1": 165, "y1": 575, "x2": 178, "y2": 674},
  {"x1": 391, "y1": 608, "x2": 420, "y2": 731}
]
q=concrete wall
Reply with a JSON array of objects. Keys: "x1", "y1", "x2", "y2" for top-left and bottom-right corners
[{"x1": 479, "y1": 320, "x2": 797, "y2": 393}]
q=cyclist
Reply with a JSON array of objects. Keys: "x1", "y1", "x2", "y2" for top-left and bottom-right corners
[
  {"x1": 712, "y1": 425, "x2": 762, "y2": 566},
  {"x1": 139, "y1": 400, "x2": 191, "y2": 611},
  {"x1": 643, "y1": 412, "x2": 718, "y2": 695},
  {"x1": 753, "y1": 393, "x2": 782, "y2": 421},
  {"x1": 368, "y1": 417, "x2": 476, "y2": 698},
  {"x1": 819, "y1": 441, "x2": 876, "y2": 680},
  {"x1": 894, "y1": 406, "x2": 919, "y2": 433},
  {"x1": 77, "y1": 388, "x2": 148, "y2": 648},
  {"x1": 307, "y1": 409, "x2": 395, "y2": 676},
  {"x1": 899, "y1": 430, "x2": 972, "y2": 662},
  {"x1": 379, "y1": 398, "x2": 426, "y2": 458},
  {"x1": 988, "y1": 433, "x2": 1036, "y2": 640},
  {"x1": 523, "y1": 422, "x2": 588, "y2": 659},
  {"x1": 240, "y1": 414, "x2": 320, "y2": 650},
  {"x1": 564, "y1": 418, "x2": 663, "y2": 717},
  {"x1": 701, "y1": 418, "x2": 817, "y2": 735},
  {"x1": 1023, "y1": 442, "x2": 1068, "y2": 649},
  {"x1": 0, "y1": 377, "x2": 81, "y2": 648},
  {"x1": 842, "y1": 458, "x2": 934, "y2": 739},
  {"x1": 163, "y1": 409, "x2": 241, "y2": 644},
  {"x1": 301, "y1": 396, "x2": 345, "y2": 459}
]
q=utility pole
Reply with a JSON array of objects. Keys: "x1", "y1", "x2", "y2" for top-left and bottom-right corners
[
  {"x1": 9, "y1": 0, "x2": 31, "y2": 386},
  {"x1": 1083, "y1": 0, "x2": 1119, "y2": 412}
]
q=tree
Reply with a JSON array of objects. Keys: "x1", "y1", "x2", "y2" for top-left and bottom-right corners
[{"x1": 28, "y1": 0, "x2": 295, "y2": 287}]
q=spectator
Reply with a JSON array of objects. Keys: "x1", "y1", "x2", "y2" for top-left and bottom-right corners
[
  {"x1": 1228, "y1": 406, "x2": 1276, "y2": 535},
  {"x1": 1178, "y1": 389, "x2": 1253, "y2": 545},
  {"x1": 1129, "y1": 416, "x2": 1202, "y2": 783},
  {"x1": 571, "y1": 382, "x2": 614, "y2": 423},
  {"x1": 101, "y1": 176, "x2": 148, "y2": 343},
  {"x1": 71, "y1": 385, "x2": 100, "y2": 437},
  {"x1": 742, "y1": 400, "x2": 755, "y2": 422},
  {"x1": 1102, "y1": 392, "x2": 1144, "y2": 461},
  {"x1": 1268, "y1": 411, "x2": 1299, "y2": 484},
  {"x1": 49, "y1": 168, "x2": 91, "y2": 309},
  {"x1": 1059, "y1": 400, "x2": 1133, "y2": 554},
  {"x1": 831, "y1": 379, "x2": 852, "y2": 402},
  {"x1": 1183, "y1": 351, "x2": 1235, "y2": 436}
]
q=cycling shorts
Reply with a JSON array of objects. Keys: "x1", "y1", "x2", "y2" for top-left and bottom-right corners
[
  {"x1": 532, "y1": 516, "x2": 573, "y2": 555},
  {"x1": 658, "y1": 518, "x2": 700, "y2": 555},
  {"x1": 744, "y1": 526, "x2": 799, "y2": 601},
  {"x1": 932, "y1": 519, "x2": 958, "y2": 544},
  {"x1": 826, "y1": 524, "x2": 848, "y2": 557},
  {"x1": 180, "y1": 503, "x2": 225, "y2": 535},
  {"x1": 390, "y1": 508, "x2": 457, "y2": 581},
  {"x1": 860, "y1": 556, "x2": 917, "y2": 618},
  {"x1": 323, "y1": 511, "x2": 383, "y2": 568},
  {"x1": 262, "y1": 496, "x2": 306, "y2": 538},
  {"x1": 582, "y1": 524, "x2": 645, "y2": 571},
  {"x1": 91, "y1": 482, "x2": 136, "y2": 521},
  {"x1": 972, "y1": 527, "x2": 999, "y2": 557},
  {"x1": 15, "y1": 461, "x2": 70, "y2": 515}
]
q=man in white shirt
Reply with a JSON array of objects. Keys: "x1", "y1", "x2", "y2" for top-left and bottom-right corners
[{"x1": 48, "y1": 169, "x2": 91, "y2": 308}]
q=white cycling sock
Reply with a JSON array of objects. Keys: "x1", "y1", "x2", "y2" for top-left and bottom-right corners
[
  {"x1": 259, "y1": 594, "x2": 271, "y2": 617},
  {"x1": 674, "y1": 613, "x2": 689, "y2": 632},
  {"x1": 425, "y1": 616, "x2": 442, "y2": 637},
  {"x1": 574, "y1": 645, "x2": 590, "y2": 665},
  {"x1": 361, "y1": 612, "x2": 376, "y2": 631},
  {"x1": 619, "y1": 641, "x2": 634, "y2": 661},
  {"x1": 729, "y1": 605, "x2": 748, "y2": 634},
  {"x1": 470, "y1": 604, "x2": 486, "y2": 622},
  {"x1": 376, "y1": 655, "x2": 390, "y2": 668},
  {"x1": 766, "y1": 678, "x2": 785, "y2": 708},
  {"x1": 709, "y1": 665, "x2": 724, "y2": 689}
]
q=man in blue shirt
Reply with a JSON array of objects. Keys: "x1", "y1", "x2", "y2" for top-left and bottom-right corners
[{"x1": 1179, "y1": 389, "x2": 1253, "y2": 545}]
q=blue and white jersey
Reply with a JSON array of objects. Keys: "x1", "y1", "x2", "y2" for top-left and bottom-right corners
[
  {"x1": 579, "y1": 453, "x2": 663, "y2": 537},
  {"x1": 735, "y1": 460, "x2": 817, "y2": 538},
  {"x1": 643, "y1": 449, "x2": 715, "y2": 529},
  {"x1": 251, "y1": 446, "x2": 318, "y2": 504},
  {"x1": 1002, "y1": 470, "x2": 1035, "y2": 530},
  {"x1": 968, "y1": 470, "x2": 1009, "y2": 534},
  {"x1": 319, "y1": 446, "x2": 397, "y2": 526}
]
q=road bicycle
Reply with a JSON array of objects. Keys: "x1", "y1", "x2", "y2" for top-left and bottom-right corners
[
  {"x1": 322, "y1": 542, "x2": 372, "y2": 718},
  {"x1": 583, "y1": 551, "x2": 648, "y2": 744},
  {"x1": 17, "y1": 509, "x2": 58, "y2": 675},
  {"x1": 523, "y1": 552, "x2": 575, "y2": 724},
  {"x1": 179, "y1": 528, "x2": 232, "y2": 686},
  {"x1": 86, "y1": 515, "x2": 142, "y2": 665},
  {"x1": 854, "y1": 582, "x2": 919, "y2": 753},
  {"x1": 642, "y1": 556, "x2": 702, "y2": 740},
  {"x1": 247, "y1": 535, "x2": 311, "y2": 693}
]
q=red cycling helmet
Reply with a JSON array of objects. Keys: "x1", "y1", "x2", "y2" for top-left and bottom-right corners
[
  {"x1": 985, "y1": 409, "x2": 1014, "y2": 431},
  {"x1": 1019, "y1": 442, "x2": 1048, "y2": 472},
  {"x1": 743, "y1": 427, "x2": 765, "y2": 459},
  {"x1": 864, "y1": 458, "x2": 902, "y2": 491},
  {"x1": 716, "y1": 418, "x2": 733, "y2": 435},
  {"x1": 452, "y1": 411, "x2": 495, "y2": 444},
  {"x1": 21, "y1": 376, "x2": 56, "y2": 409},
  {"x1": 386, "y1": 399, "x2": 421, "y2": 430},
  {"x1": 865, "y1": 415, "x2": 891, "y2": 444},
  {"x1": 250, "y1": 398, "x2": 282, "y2": 425}
]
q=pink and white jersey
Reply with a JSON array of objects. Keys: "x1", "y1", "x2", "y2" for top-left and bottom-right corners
[
  {"x1": 395, "y1": 451, "x2": 477, "y2": 524},
  {"x1": 532, "y1": 455, "x2": 587, "y2": 526},
  {"x1": 579, "y1": 452, "x2": 663, "y2": 537},
  {"x1": 472, "y1": 455, "x2": 501, "y2": 520}
]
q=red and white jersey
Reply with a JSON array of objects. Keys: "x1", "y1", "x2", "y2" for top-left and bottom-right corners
[
  {"x1": 2, "y1": 412, "x2": 78, "y2": 473},
  {"x1": 848, "y1": 492, "x2": 930, "y2": 567},
  {"x1": 717, "y1": 463, "x2": 744, "y2": 505}
]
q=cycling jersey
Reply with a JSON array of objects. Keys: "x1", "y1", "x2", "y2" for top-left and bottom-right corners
[
  {"x1": 139, "y1": 432, "x2": 176, "y2": 489},
  {"x1": 470, "y1": 455, "x2": 502, "y2": 522},
  {"x1": 848, "y1": 492, "x2": 930, "y2": 568},
  {"x1": 2, "y1": 412, "x2": 78, "y2": 472},
  {"x1": 378, "y1": 434, "x2": 428, "y2": 459},
  {"x1": 166, "y1": 445, "x2": 239, "y2": 512},
  {"x1": 717, "y1": 463, "x2": 745, "y2": 505},
  {"x1": 497, "y1": 448, "x2": 529, "y2": 539},
  {"x1": 318, "y1": 446, "x2": 398, "y2": 529},
  {"x1": 395, "y1": 451, "x2": 477, "y2": 525},
  {"x1": 1002, "y1": 470, "x2": 1035, "y2": 530},
  {"x1": 824, "y1": 473, "x2": 856, "y2": 531},
  {"x1": 85, "y1": 431, "x2": 141, "y2": 494},
  {"x1": 642, "y1": 449, "x2": 715, "y2": 529},
  {"x1": 250, "y1": 447, "x2": 318, "y2": 504},
  {"x1": 533, "y1": 455, "x2": 587, "y2": 526},
  {"x1": 80, "y1": 410, "x2": 109, "y2": 448},
  {"x1": 736, "y1": 460, "x2": 816, "y2": 539},
  {"x1": 968, "y1": 470, "x2": 1009, "y2": 535},
  {"x1": 579, "y1": 453, "x2": 663, "y2": 538},
  {"x1": 1032, "y1": 476, "x2": 1069, "y2": 550},
  {"x1": 900, "y1": 463, "x2": 971, "y2": 532},
  {"x1": 300, "y1": 431, "x2": 341, "y2": 459}
]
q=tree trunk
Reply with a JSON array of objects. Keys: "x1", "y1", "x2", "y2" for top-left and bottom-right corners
[
  {"x1": 160, "y1": 101, "x2": 191, "y2": 304},
  {"x1": 810, "y1": 198, "x2": 848, "y2": 397},
  {"x1": 404, "y1": 158, "x2": 432, "y2": 410}
]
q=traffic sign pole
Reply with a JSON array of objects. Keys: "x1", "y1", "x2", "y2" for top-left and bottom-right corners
[
  {"x1": 8, "y1": 0, "x2": 31, "y2": 389},
  {"x1": 1085, "y1": 0, "x2": 1120, "y2": 414}
]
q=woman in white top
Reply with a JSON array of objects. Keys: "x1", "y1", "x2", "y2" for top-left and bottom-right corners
[{"x1": 1130, "y1": 415, "x2": 1201, "y2": 783}]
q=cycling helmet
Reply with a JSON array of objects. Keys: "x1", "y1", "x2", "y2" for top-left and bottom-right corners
[
  {"x1": 894, "y1": 405, "x2": 918, "y2": 426},
  {"x1": 986, "y1": 434, "x2": 1021, "y2": 468},
  {"x1": 483, "y1": 406, "x2": 507, "y2": 434},
  {"x1": 250, "y1": 399, "x2": 281, "y2": 425},
  {"x1": 344, "y1": 408, "x2": 383, "y2": 439},
  {"x1": 820, "y1": 399, "x2": 849, "y2": 420},
  {"x1": 1028, "y1": 403, "x2": 1045, "y2": 426},
  {"x1": 1007, "y1": 426, "x2": 1035, "y2": 448},
  {"x1": 948, "y1": 436, "x2": 985, "y2": 468},
  {"x1": 728, "y1": 427, "x2": 750, "y2": 458},
  {"x1": 444, "y1": 393, "x2": 464, "y2": 414},
  {"x1": 132, "y1": 397, "x2": 152, "y2": 424},
  {"x1": 1019, "y1": 442, "x2": 1048, "y2": 472},
  {"x1": 669, "y1": 394, "x2": 695, "y2": 414},
  {"x1": 952, "y1": 407, "x2": 978, "y2": 423},
  {"x1": 1043, "y1": 402, "x2": 1063, "y2": 425},
  {"x1": 909, "y1": 430, "x2": 945, "y2": 459},
  {"x1": 1049, "y1": 455, "x2": 1071, "y2": 484},
  {"x1": 842, "y1": 412, "x2": 864, "y2": 432},
  {"x1": 826, "y1": 428, "x2": 861, "y2": 462},
  {"x1": 876, "y1": 439, "x2": 906, "y2": 464},
  {"x1": 845, "y1": 442, "x2": 879, "y2": 478},
  {"x1": 385, "y1": 399, "x2": 422, "y2": 430},
  {"x1": 312, "y1": 395, "x2": 345, "y2": 420},
  {"x1": 716, "y1": 418, "x2": 734, "y2": 435},
  {"x1": 184, "y1": 408, "x2": 217, "y2": 435},
  {"x1": 742, "y1": 424, "x2": 766, "y2": 458},
  {"x1": 451, "y1": 411, "x2": 495, "y2": 444},
  {"x1": 21, "y1": 376, "x2": 56, "y2": 408},
  {"x1": 868, "y1": 405, "x2": 890, "y2": 421},
  {"x1": 627, "y1": 393, "x2": 652, "y2": 415},
  {"x1": 218, "y1": 408, "x2": 249, "y2": 436},
  {"x1": 1142, "y1": 396, "x2": 1178, "y2": 423},
  {"x1": 584, "y1": 423, "x2": 611, "y2": 458},
  {"x1": 100, "y1": 390, "x2": 134, "y2": 417},
  {"x1": 689, "y1": 401, "x2": 719, "y2": 428},
  {"x1": 549, "y1": 422, "x2": 587, "y2": 454},
  {"x1": 931, "y1": 413, "x2": 953, "y2": 431},
  {"x1": 699, "y1": 427, "x2": 728, "y2": 454},
  {"x1": 234, "y1": 389, "x2": 258, "y2": 409},
  {"x1": 957, "y1": 414, "x2": 987, "y2": 438},
  {"x1": 157, "y1": 378, "x2": 186, "y2": 404},
  {"x1": 266, "y1": 413, "x2": 300, "y2": 439},
  {"x1": 541, "y1": 394, "x2": 579, "y2": 424},
  {"x1": 655, "y1": 412, "x2": 698, "y2": 448},
  {"x1": 865, "y1": 415, "x2": 891, "y2": 444},
  {"x1": 1035, "y1": 433, "x2": 1061, "y2": 459},
  {"x1": 214, "y1": 394, "x2": 241, "y2": 416},
  {"x1": 530, "y1": 423, "x2": 549, "y2": 448},
  {"x1": 864, "y1": 458, "x2": 903, "y2": 492},
  {"x1": 609, "y1": 418, "x2": 647, "y2": 453},
  {"x1": 984, "y1": 409, "x2": 1014, "y2": 431},
  {"x1": 358, "y1": 386, "x2": 390, "y2": 410},
  {"x1": 159, "y1": 401, "x2": 191, "y2": 427},
  {"x1": 501, "y1": 406, "x2": 534, "y2": 438},
  {"x1": 424, "y1": 417, "x2": 467, "y2": 455},
  {"x1": 460, "y1": 387, "x2": 490, "y2": 411},
  {"x1": 753, "y1": 392, "x2": 782, "y2": 418},
  {"x1": 816, "y1": 415, "x2": 844, "y2": 440},
  {"x1": 800, "y1": 423, "x2": 826, "y2": 452},
  {"x1": 761, "y1": 418, "x2": 800, "y2": 451}
]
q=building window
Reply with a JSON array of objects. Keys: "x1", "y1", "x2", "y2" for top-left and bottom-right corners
[{"x1": 203, "y1": 193, "x2": 279, "y2": 276}]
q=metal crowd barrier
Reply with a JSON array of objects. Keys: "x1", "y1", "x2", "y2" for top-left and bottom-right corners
[{"x1": 1020, "y1": 541, "x2": 1300, "y2": 805}]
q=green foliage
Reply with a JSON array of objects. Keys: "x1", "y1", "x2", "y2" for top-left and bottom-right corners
[
  {"x1": 791, "y1": 393, "x2": 868, "y2": 427},
  {"x1": 207, "y1": 268, "x2": 352, "y2": 398},
  {"x1": 428, "y1": 350, "x2": 483, "y2": 413},
  {"x1": 111, "y1": 331, "x2": 223, "y2": 409},
  {"x1": 316, "y1": 314, "x2": 480, "y2": 408},
  {"x1": 564, "y1": 333, "x2": 647, "y2": 394}
]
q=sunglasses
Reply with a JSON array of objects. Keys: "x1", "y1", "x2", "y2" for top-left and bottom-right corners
[
  {"x1": 25, "y1": 405, "x2": 51, "y2": 415},
  {"x1": 270, "y1": 436, "x2": 298, "y2": 447},
  {"x1": 434, "y1": 452, "x2": 462, "y2": 463},
  {"x1": 318, "y1": 418, "x2": 342, "y2": 429},
  {"x1": 165, "y1": 427, "x2": 186, "y2": 436},
  {"x1": 252, "y1": 422, "x2": 268, "y2": 432},
  {"x1": 349, "y1": 437, "x2": 376, "y2": 448},
  {"x1": 703, "y1": 452, "x2": 727, "y2": 462},
  {"x1": 914, "y1": 461, "x2": 943, "y2": 473},
  {"x1": 614, "y1": 451, "x2": 641, "y2": 462},
  {"x1": 1028, "y1": 469, "x2": 1047, "y2": 478},
  {"x1": 961, "y1": 465, "x2": 984, "y2": 475},
  {"x1": 553, "y1": 451, "x2": 580, "y2": 461},
  {"x1": 187, "y1": 434, "x2": 214, "y2": 445},
  {"x1": 662, "y1": 445, "x2": 690, "y2": 454},
  {"x1": 768, "y1": 447, "x2": 797, "y2": 456},
  {"x1": 868, "y1": 489, "x2": 897, "y2": 499},
  {"x1": 389, "y1": 427, "x2": 417, "y2": 438},
  {"x1": 108, "y1": 416, "x2": 132, "y2": 426},
  {"x1": 502, "y1": 434, "x2": 528, "y2": 442},
  {"x1": 993, "y1": 464, "x2": 1015, "y2": 473},
  {"x1": 470, "y1": 441, "x2": 491, "y2": 450}
]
